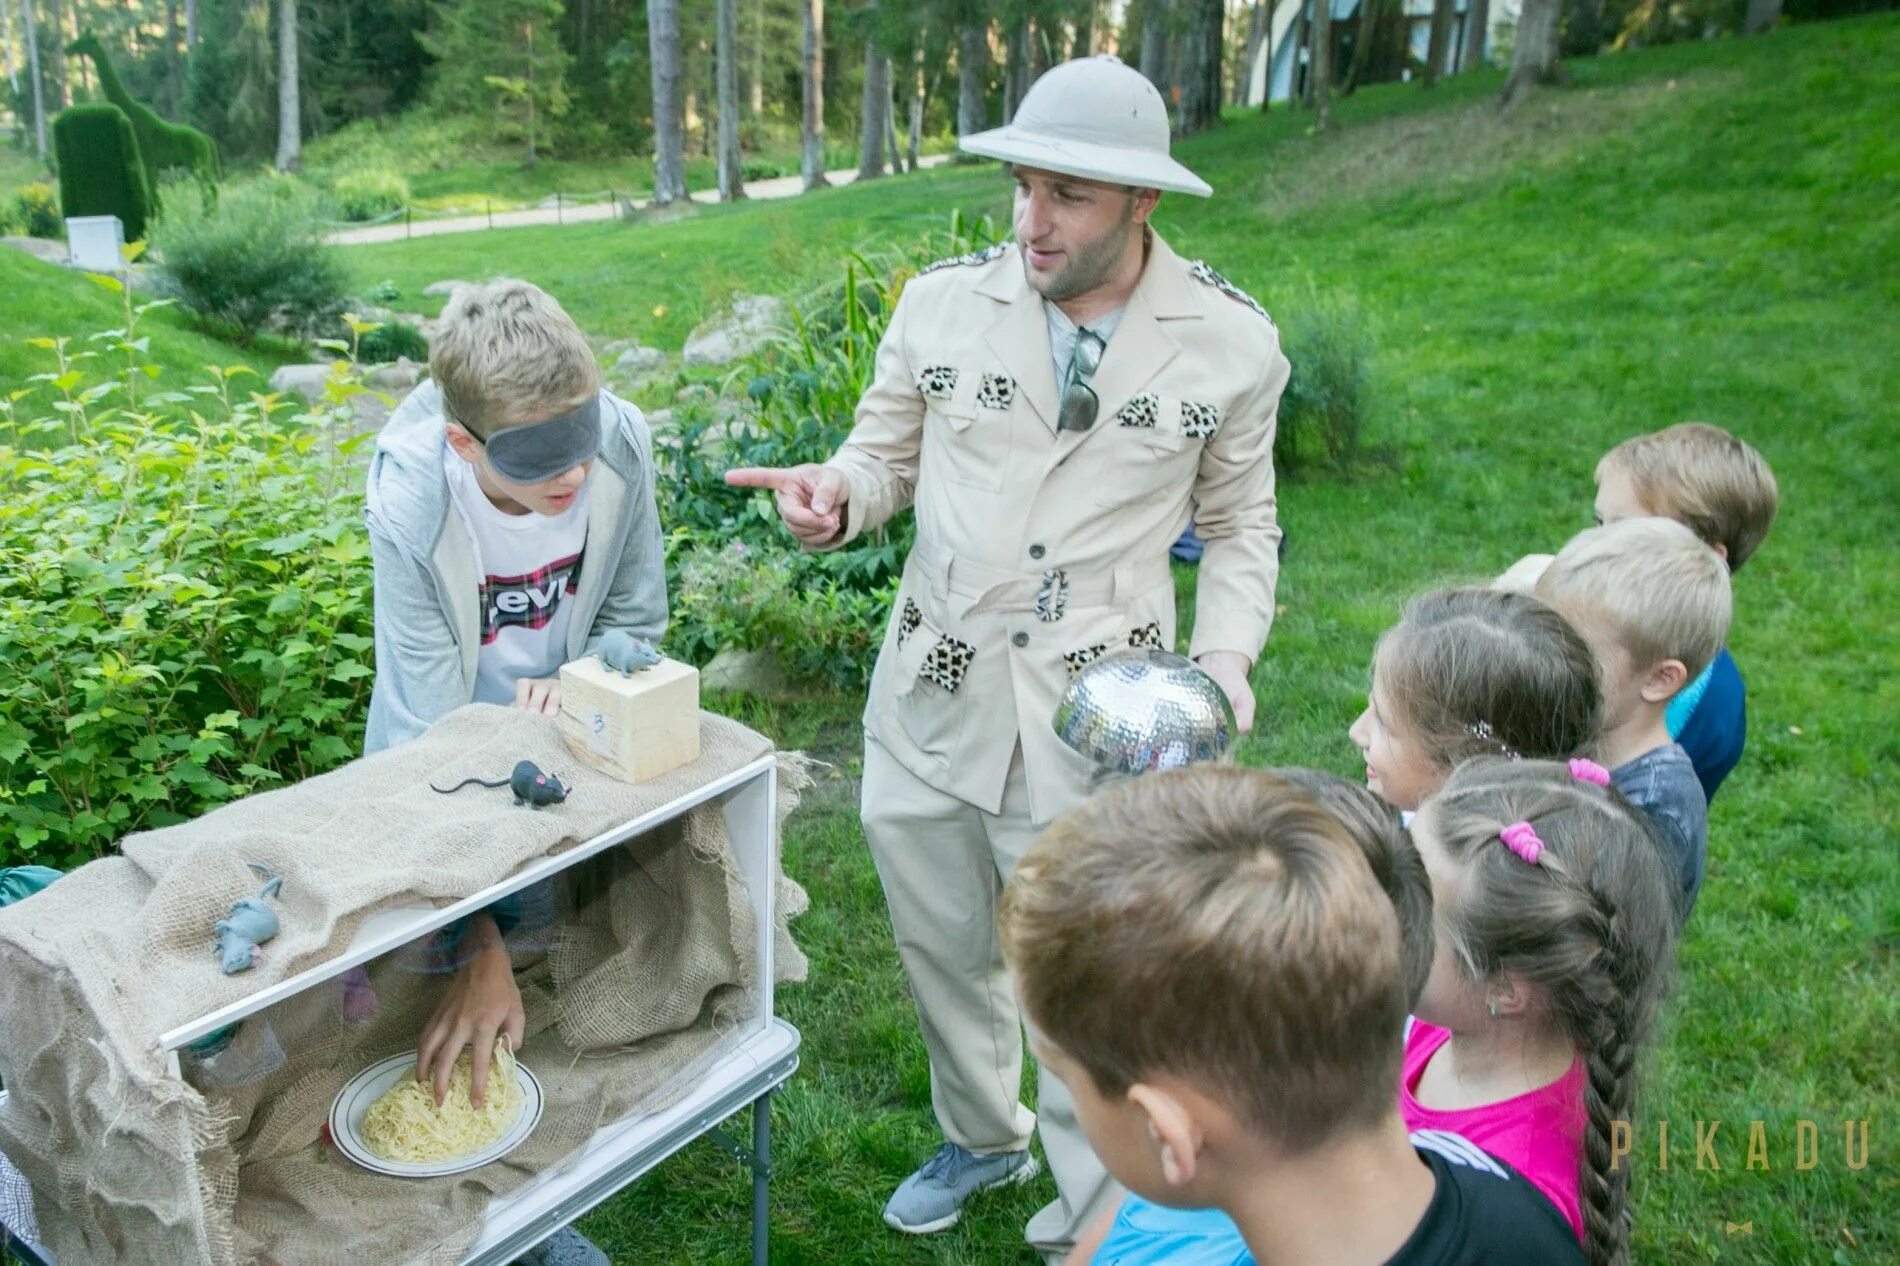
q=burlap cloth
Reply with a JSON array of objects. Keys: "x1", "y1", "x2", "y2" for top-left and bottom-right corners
[{"x1": 0, "y1": 705, "x2": 810, "y2": 1265}]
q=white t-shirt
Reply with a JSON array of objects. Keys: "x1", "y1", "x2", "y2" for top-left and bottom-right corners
[{"x1": 444, "y1": 452, "x2": 590, "y2": 705}]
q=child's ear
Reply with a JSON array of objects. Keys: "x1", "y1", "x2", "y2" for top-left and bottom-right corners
[
  {"x1": 1128, "y1": 1083, "x2": 1202, "y2": 1189},
  {"x1": 443, "y1": 421, "x2": 482, "y2": 466},
  {"x1": 1488, "y1": 974, "x2": 1536, "y2": 1019},
  {"x1": 1641, "y1": 657, "x2": 1690, "y2": 704}
]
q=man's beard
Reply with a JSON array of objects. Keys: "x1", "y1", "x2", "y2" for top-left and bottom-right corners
[{"x1": 1025, "y1": 198, "x2": 1135, "y2": 303}]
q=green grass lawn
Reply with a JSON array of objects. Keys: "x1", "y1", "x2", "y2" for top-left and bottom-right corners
[
  {"x1": 558, "y1": 20, "x2": 1895, "y2": 1265},
  {"x1": 0, "y1": 249, "x2": 292, "y2": 407}
]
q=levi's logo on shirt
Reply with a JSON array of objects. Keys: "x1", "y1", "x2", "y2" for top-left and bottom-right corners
[{"x1": 479, "y1": 551, "x2": 583, "y2": 643}]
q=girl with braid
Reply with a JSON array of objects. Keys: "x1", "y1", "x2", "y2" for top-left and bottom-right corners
[
  {"x1": 1407, "y1": 757, "x2": 1679, "y2": 1263},
  {"x1": 1350, "y1": 588, "x2": 1602, "y2": 813}
]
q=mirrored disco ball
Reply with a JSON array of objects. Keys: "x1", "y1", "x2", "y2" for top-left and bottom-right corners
[{"x1": 1052, "y1": 649, "x2": 1237, "y2": 776}]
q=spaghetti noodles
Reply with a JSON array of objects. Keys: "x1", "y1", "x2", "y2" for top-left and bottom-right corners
[{"x1": 360, "y1": 1039, "x2": 524, "y2": 1163}]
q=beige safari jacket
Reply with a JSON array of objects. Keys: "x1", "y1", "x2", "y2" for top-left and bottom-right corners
[{"x1": 822, "y1": 232, "x2": 1290, "y2": 824}]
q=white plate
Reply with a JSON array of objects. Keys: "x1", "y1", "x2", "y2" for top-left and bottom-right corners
[{"x1": 328, "y1": 1050, "x2": 543, "y2": 1178}]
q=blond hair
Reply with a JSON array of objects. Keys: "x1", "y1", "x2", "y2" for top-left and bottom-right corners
[
  {"x1": 1374, "y1": 588, "x2": 1601, "y2": 771},
  {"x1": 1597, "y1": 423, "x2": 1778, "y2": 571},
  {"x1": 1276, "y1": 767, "x2": 1435, "y2": 1009},
  {"x1": 1420, "y1": 759, "x2": 1679, "y2": 1266},
  {"x1": 1537, "y1": 518, "x2": 1732, "y2": 681},
  {"x1": 999, "y1": 767, "x2": 1406, "y2": 1152},
  {"x1": 429, "y1": 279, "x2": 600, "y2": 439}
]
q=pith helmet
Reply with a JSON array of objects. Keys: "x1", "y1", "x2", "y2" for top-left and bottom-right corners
[{"x1": 959, "y1": 55, "x2": 1213, "y2": 198}]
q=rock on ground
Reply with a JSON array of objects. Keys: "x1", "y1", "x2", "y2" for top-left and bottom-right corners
[
  {"x1": 682, "y1": 295, "x2": 785, "y2": 367},
  {"x1": 700, "y1": 647, "x2": 795, "y2": 701},
  {"x1": 422, "y1": 279, "x2": 470, "y2": 298}
]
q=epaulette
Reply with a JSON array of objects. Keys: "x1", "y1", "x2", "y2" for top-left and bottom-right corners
[
  {"x1": 1187, "y1": 259, "x2": 1274, "y2": 324},
  {"x1": 919, "y1": 240, "x2": 1013, "y2": 276}
]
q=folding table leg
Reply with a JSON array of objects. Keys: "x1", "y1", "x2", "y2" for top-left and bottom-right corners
[{"x1": 750, "y1": 1089, "x2": 772, "y2": 1266}]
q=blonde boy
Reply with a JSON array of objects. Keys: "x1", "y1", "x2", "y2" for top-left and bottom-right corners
[
  {"x1": 361, "y1": 281, "x2": 663, "y2": 1266},
  {"x1": 1537, "y1": 517, "x2": 1731, "y2": 918},
  {"x1": 1500, "y1": 423, "x2": 1777, "y2": 802},
  {"x1": 1001, "y1": 768, "x2": 1584, "y2": 1266},
  {"x1": 364, "y1": 279, "x2": 666, "y2": 753}
]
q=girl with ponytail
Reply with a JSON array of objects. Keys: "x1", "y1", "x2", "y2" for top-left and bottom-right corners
[{"x1": 1407, "y1": 756, "x2": 1678, "y2": 1265}]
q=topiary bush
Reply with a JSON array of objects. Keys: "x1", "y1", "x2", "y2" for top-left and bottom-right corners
[
  {"x1": 326, "y1": 165, "x2": 411, "y2": 222},
  {"x1": 52, "y1": 102, "x2": 153, "y2": 243},
  {"x1": 151, "y1": 180, "x2": 350, "y2": 342},
  {"x1": 0, "y1": 328, "x2": 378, "y2": 869}
]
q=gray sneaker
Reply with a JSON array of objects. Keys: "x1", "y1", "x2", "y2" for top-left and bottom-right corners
[
  {"x1": 515, "y1": 1226, "x2": 610, "y2": 1266},
  {"x1": 882, "y1": 1141, "x2": 1040, "y2": 1234}
]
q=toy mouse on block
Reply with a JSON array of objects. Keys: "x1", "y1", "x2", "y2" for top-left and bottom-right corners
[
  {"x1": 215, "y1": 866, "x2": 282, "y2": 975},
  {"x1": 558, "y1": 630, "x2": 701, "y2": 783}
]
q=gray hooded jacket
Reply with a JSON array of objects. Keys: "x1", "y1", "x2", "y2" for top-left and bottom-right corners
[{"x1": 362, "y1": 381, "x2": 667, "y2": 754}]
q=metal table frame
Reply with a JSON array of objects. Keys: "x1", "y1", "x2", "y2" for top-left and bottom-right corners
[{"x1": 2, "y1": 755, "x2": 800, "y2": 1266}]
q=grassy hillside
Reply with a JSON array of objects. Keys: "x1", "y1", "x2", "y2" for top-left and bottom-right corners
[{"x1": 0, "y1": 249, "x2": 291, "y2": 404}]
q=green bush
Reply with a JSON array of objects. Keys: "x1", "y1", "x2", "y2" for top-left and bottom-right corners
[
  {"x1": 656, "y1": 213, "x2": 1005, "y2": 687},
  {"x1": 0, "y1": 332, "x2": 378, "y2": 870},
  {"x1": 740, "y1": 160, "x2": 785, "y2": 182},
  {"x1": 151, "y1": 181, "x2": 350, "y2": 341},
  {"x1": 52, "y1": 102, "x2": 153, "y2": 243},
  {"x1": 14, "y1": 181, "x2": 64, "y2": 238},
  {"x1": 353, "y1": 317, "x2": 429, "y2": 364},
  {"x1": 1275, "y1": 287, "x2": 1377, "y2": 471},
  {"x1": 327, "y1": 165, "x2": 411, "y2": 222}
]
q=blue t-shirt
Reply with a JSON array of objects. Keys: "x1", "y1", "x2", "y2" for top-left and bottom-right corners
[
  {"x1": 1612, "y1": 743, "x2": 1709, "y2": 920},
  {"x1": 1666, "y1": 647, "x2": 1745, "y2": 804}
]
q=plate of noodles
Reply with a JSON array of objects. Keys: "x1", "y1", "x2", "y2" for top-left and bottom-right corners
[{"x1": 329, "y1": 1039, "x2": 543, "y2": 1178}]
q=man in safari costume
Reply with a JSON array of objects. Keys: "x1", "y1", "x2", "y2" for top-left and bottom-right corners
[{"x1": 728, "y1": 56, "x2": 1289, "y2": 1258}]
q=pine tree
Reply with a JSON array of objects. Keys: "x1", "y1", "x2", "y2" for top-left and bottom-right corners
[{"x1": 420, "y1": 0, "x2": 571, "y2": 161}]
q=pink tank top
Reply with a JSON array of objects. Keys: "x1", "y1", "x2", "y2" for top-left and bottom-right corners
[{"x1": 1400, "y1": 1019, "x2": 1587, "y2": 1241}]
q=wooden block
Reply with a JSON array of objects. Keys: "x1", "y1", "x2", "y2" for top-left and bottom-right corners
[{"x1": 558, "y1": 654, "x2": 701, "y2": 783}]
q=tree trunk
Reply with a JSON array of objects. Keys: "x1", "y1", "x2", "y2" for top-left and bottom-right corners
[
  {"x1": 1291, "y1": 0, "x2": 1310, "y2": 104},
  {"x1": 716, "y1": 0, "x2": 745, "y2": 199},
  {"x1": 1003, "y1": 19, "x2": 1027, "y2": 122},
  {"x1": 857, "y1": 37, "x2": 887, "y2": 180},
  {"x1": 1260, "y1": 9, "x2": 1271, "y2": 111},
  {"x1": 956, "y1": 22, "x2": 986, "y2": 138},
  {"x1": 1240, "y1": 1, "x2": 1269, "y2": 106},
  {"x1": 22, "y1": 0, "x2": 44, "y2": 158},
  {"x1": 884, "y1": 68, "x2": 903, "y2": 172},
  {"x1": 906, "y1": 42, "x2": 923, "y2": 171},
  {"x1": 1176, "y1": 0, "x2": 1222, "y2": 134},
  {"x1": 1139, "y1": 0, "x2": 1172, "y2": 94},
  {"x1": 1460, "y1": 0, "x2": 1489, "y2": 71},
  {"x1": 1340, "y1": 0, "x2": 1375, "y2": 95},
  {"x1": 524, "y1": 22, "x2": 538, "y2": 165},
  {"x1": 2, "y1": 0, "x2": 16, "y2": 96},
  {"x1": 46, "y1": 0, "x2": 64, "y2": 108},
  {"x1": 165, "y1": 0, "x2": 182, "y2": 115},
  {"x1": 800, "y1": 0, "x2": 828, "y2": 189},
  {"x1": 1423, "y1": 0, "x2": 1454, "y2": 87},
  {"x1": 274, "y1": 0, "x2": 300, "y2": 172},
  {"x1": 648, "y1": 0, "x2": 687, "y2": 203},
  {"x1": 185, "y1": 0, "x2": 197, "y2": 48},
  {"x1": 1311, "y1": 0, "x2": 1333, "y2": 129},
  {"x1": 1501, "y1": 0, "x2": 1563, "y2": 107},
  {"x1": 1081, "y1": 0, "x2": 1098, "y2": 55},
  {"x1": 1562, "y1": 0, "x2": 1604, "y2": 57},
  {"x1": 748, "y1": 0, "x2": 764, "y2": 113},
  {"x1": 1744, "y1": 0, "x2": 1781, "y2": 33}
]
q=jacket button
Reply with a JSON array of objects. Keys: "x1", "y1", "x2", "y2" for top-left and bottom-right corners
[
  {"x1": 1029, "y1": 544, "x2": 1046, "y2": 560},
  {"x1": 1011, "y1": 632, "x2": 1029, "y2": 648}
]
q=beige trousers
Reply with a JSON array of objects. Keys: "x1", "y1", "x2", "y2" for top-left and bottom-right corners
[{"x1": 861, "y1": 736, "x2": 1121, "y2": 1260}]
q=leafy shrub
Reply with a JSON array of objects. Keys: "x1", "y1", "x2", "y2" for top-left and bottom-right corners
[
  {"x1": 327, "y1": 165, "x2": 411, "y2": 221},
  {"x1": 151, "y1": 181, "x2": 350, "y2": 341},
  {"x1": 1275, "y1": 287, "x2": 1377, "y2": 471},
  {"x1": 656, "y1": 212, "x2": 1004, "y2": 687},
  {"x1": 1, "y1": 314, "x2": 379, "y2": 870},
  {"x1": 740, "y1": 160, "x2": 785, "y2": 182},
  {"x1": 363, "y1": 278, "x2": 403, "y2": 306},
  {"x1": 354, "y1": 317, "x2": 429, "y2": 364},
  {"x1": 14, "y1": 181, "x2": 63, "y2": 238}
]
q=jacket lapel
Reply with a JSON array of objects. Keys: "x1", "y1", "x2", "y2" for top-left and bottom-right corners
[
  {"x1": 979, "y1": 253, "x2": 1060, "y2": 435},
  {"x1": 1049, "y1": 232, "x2": 1200, "y2": 466}
]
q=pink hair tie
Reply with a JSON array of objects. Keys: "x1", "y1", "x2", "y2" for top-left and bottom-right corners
[
  {"x1": 1499, "y1": 822, "x2": 1544, "y2": 865},
  {"x1": 1568, "y1": 758, "x2": 1612, "y2": 787}
]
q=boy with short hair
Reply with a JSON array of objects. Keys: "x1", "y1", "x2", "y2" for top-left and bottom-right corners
[
  {"x1": 364, "y1": 277, "x2": 666, "y2": 754},
  {"x1": 1594, "y1": 423, "x2": 1778, "y2": 802},
  {"x1": 1000, "y1": 767, "x2": 1585, "y2": 1266},
  {"x1": 363, "y1": 280, "x2": 664, "y2": 1266},
  {"x1": 1536, "y1": 517, "x2": 1732, "y2": 918}
]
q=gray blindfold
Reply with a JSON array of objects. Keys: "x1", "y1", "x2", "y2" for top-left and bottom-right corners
[{"x1": 481, "y1": 396, "x2": 603, "y2": 483}]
